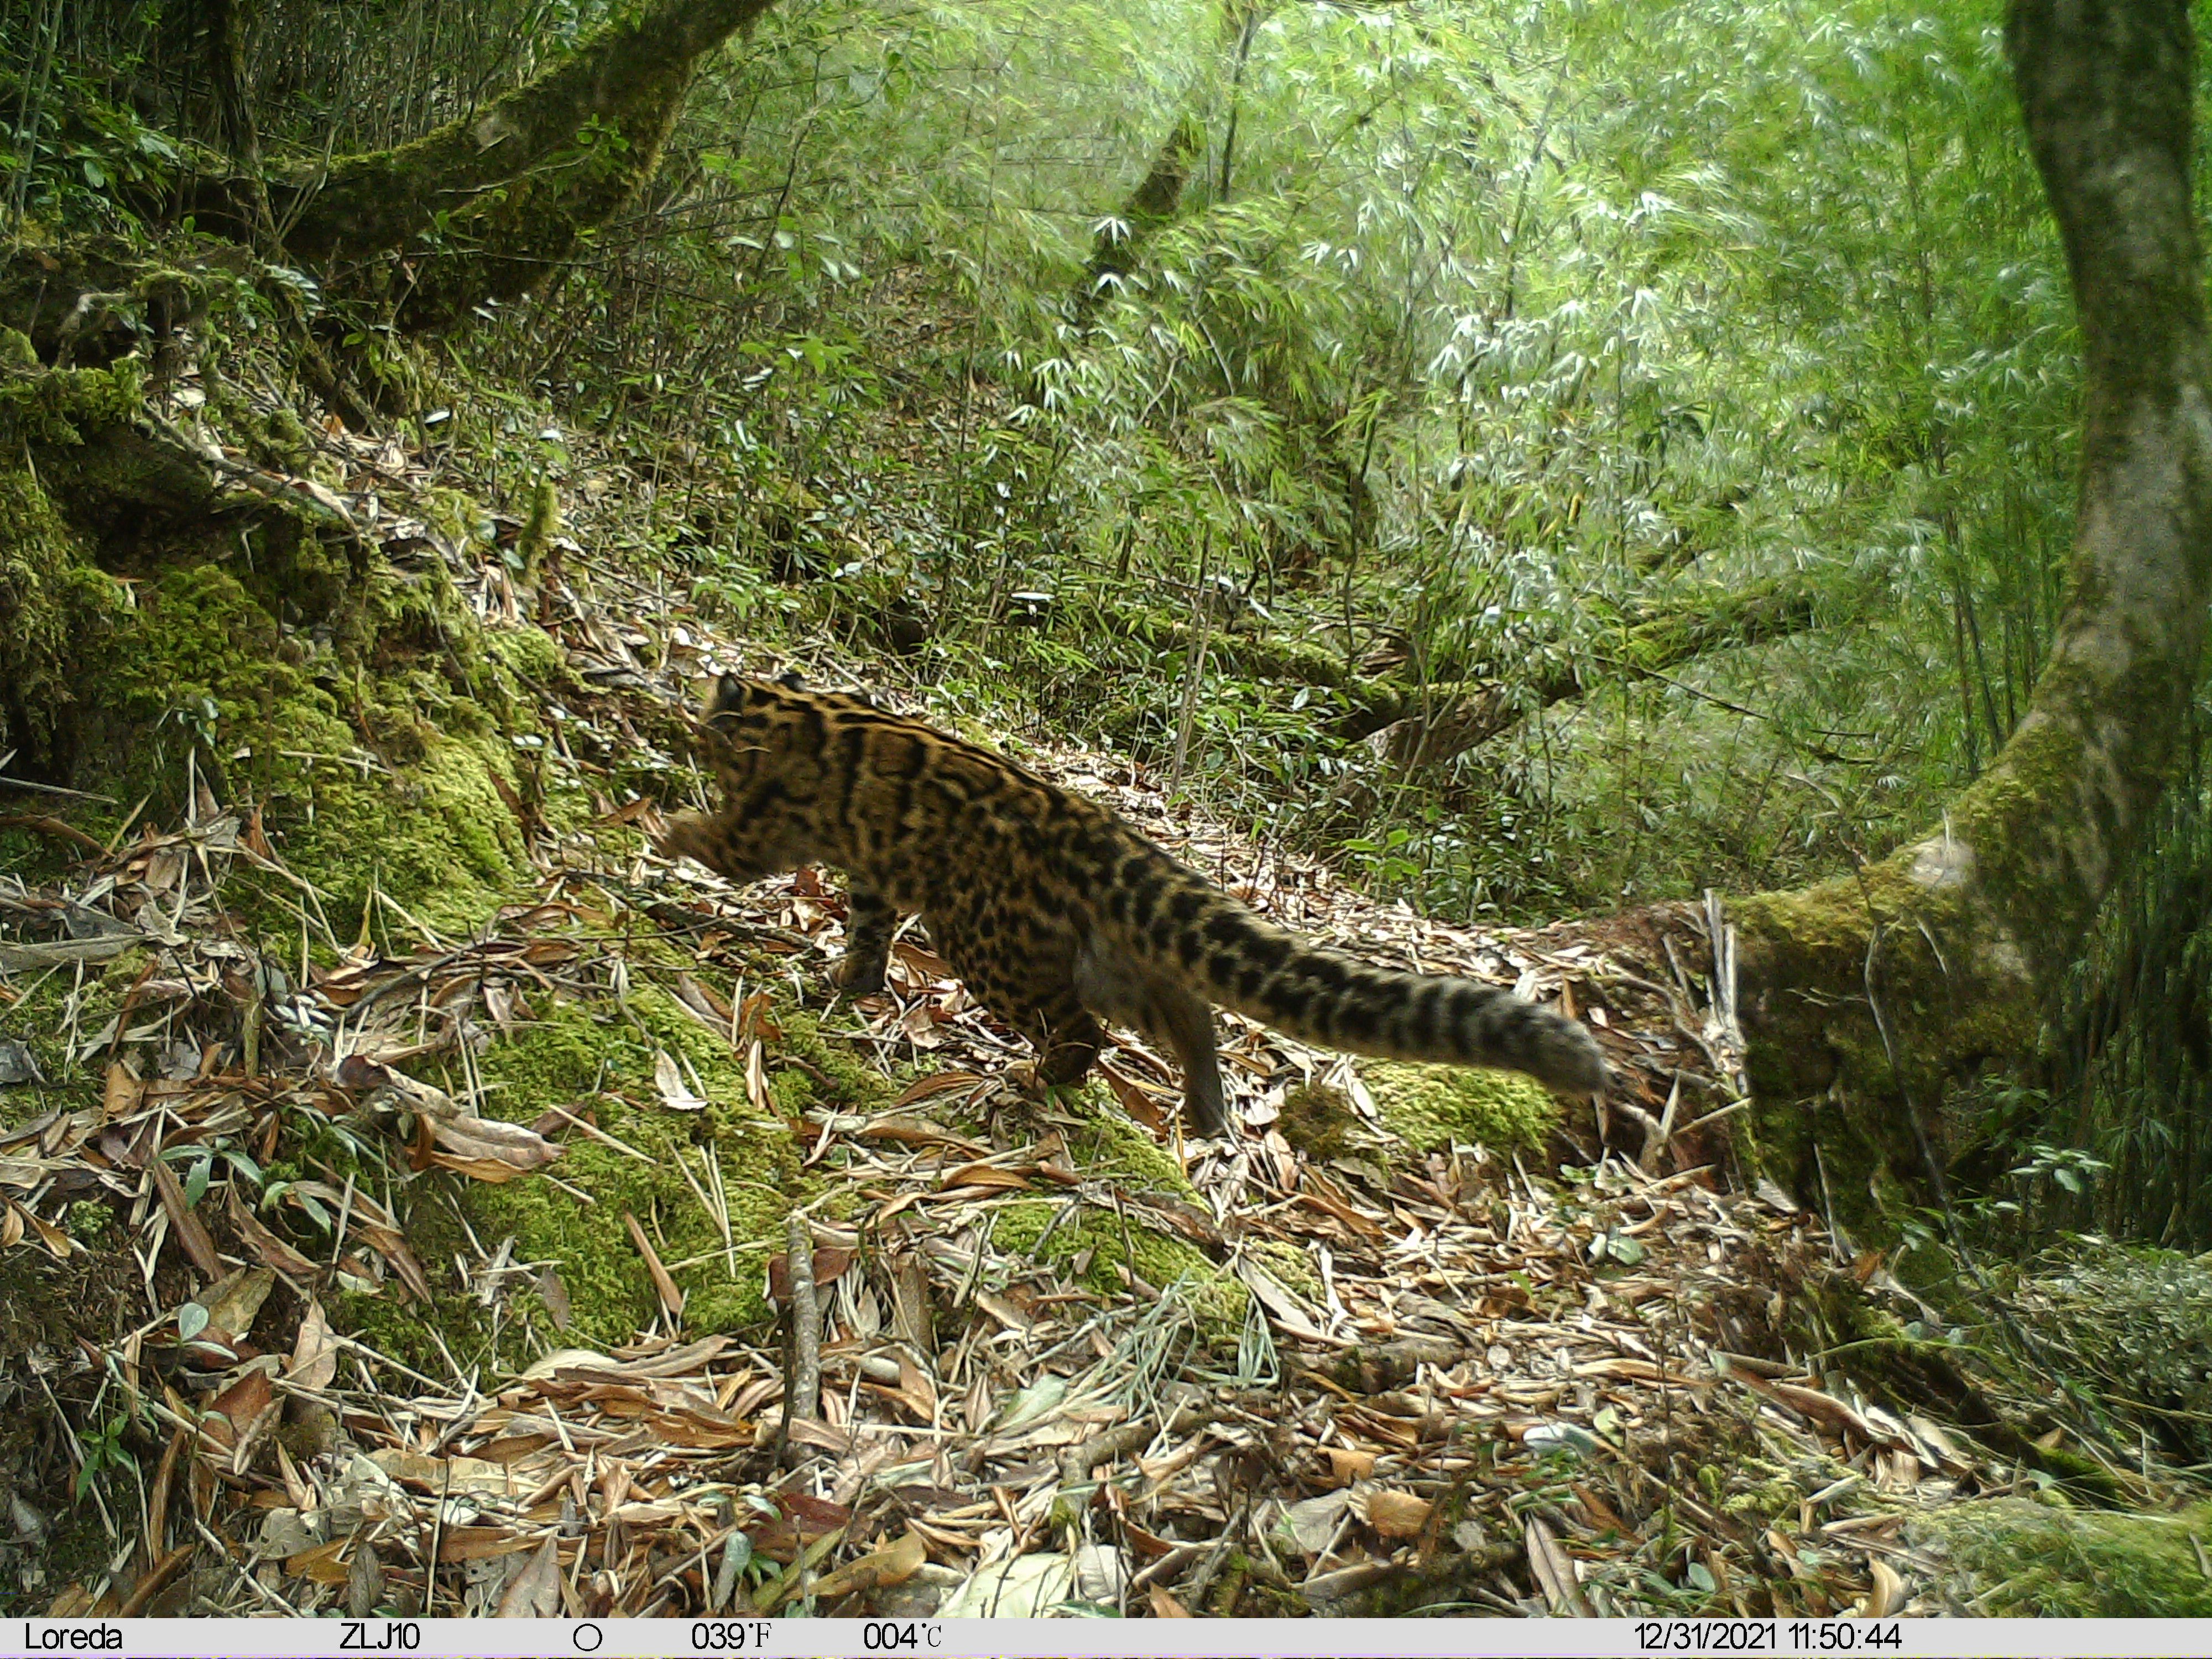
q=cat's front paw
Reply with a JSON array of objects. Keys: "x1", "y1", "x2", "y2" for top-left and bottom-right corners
[{"x1": 828, "y1": 953, "x2": 887, "y2": 995}]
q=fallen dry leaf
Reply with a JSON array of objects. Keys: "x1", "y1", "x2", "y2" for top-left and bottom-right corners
[
  {"x1": 1365, "y1": 1489, "x2": 1432, "y2": 1539},
  {"x1": 496, "y1": 1532, "x2": 564, "y2": 1617}
]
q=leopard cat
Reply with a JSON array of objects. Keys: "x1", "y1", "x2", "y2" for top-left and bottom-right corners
[{"x1": 660, "y1": 674, "x2": 1606, "y2": 1136}]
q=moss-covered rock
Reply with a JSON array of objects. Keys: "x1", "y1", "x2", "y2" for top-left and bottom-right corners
[
  {"x1": 1358, "y1": 1059, "x2": 1559, "y2": 1154},
  {"x1": 89, "y1": 561, "x2": 534, "y2": 933},
  {"x1": 0, "y1": 367, "x2": 139, "y2": 778},
  {"x1": 1913, "y1": 1499, "x2": 2212, "y2": 1616}
]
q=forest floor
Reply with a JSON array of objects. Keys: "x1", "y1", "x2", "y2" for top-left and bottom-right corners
[{"x1": 3, "y1": 341, "x2": 2208, "y2": 1623}]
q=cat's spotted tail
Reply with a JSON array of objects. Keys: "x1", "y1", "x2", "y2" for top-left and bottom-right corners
[{"x1": 1109, "y1": 851, "x2": 1606, "y2": 1096}]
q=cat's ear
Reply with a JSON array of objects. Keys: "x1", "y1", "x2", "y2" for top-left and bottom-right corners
[
  {"x1": 776, "y1": 668, "x2": 810, "y2": 692},
  {"x1": 706, "y1": 673, "x2": 750, "y2": 718}
]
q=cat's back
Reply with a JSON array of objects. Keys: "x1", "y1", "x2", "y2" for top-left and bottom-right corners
[{"x1": 728, "y1": 677, "x2": 1118, "y2": 881}]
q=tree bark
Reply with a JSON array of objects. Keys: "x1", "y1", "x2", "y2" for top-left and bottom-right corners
[
  {"x1": 1708, "y1": 0, "x2": 2212, "y2": 1220},
  {"x1": 1065, "y1": 0, "x2": 1279, "y2": 331}
]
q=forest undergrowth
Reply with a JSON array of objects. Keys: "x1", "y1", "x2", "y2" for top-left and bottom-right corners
[{"x1": 5, "y1": 0, "x2": 2212, "y2": 1621}]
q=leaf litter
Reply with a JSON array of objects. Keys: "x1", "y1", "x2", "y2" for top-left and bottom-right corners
[{"x1": 0, "y1": 389, "x2": 2186, "y2": 1623}]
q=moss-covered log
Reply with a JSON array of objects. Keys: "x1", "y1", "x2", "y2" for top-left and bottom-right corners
[
  {"x1": 1347, "y1": 576, "x2": 1849, "y2": 769},
  {"x1": 1702, "y1": 0, "x2": 2212, "y2": 1226}
]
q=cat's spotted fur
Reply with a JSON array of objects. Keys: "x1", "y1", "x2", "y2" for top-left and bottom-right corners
[{"x1": 661, "y1": 675, "x2": 1606, "y2": 1134}]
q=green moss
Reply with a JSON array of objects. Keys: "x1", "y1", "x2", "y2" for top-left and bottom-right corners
[
  {"x1": 1060, "y1": 1091, "x2": 1200, "y2": 1193},
  {"x1": 457, "y1": 987, "x2": 805, "y2": 1350},
  {"x1": 987, "y1": 1198, "x2": 1243, "y2": 1334},
  {"x1": 0, "y1": 404, "x2": 129, "y2": 774},
  {"x1": 1915, "y1": 1499, "x2": 2212, "y2": 1616},
  {"x1": 418, "y1": 487, "x2": 493, "y2": 556},
  {"x1": 1247, "y1": 1238, "x2": 1320, "y2": 1300},
  {"x1": 1359, "y1": 1060, "x2": 1558, "y2": 1153},
  {"x1": 1716, "y1": 1460, "x2": 1825, "y2": 1527},
  {"x1": 1, "y1": 948, "x2": 144, "y2": 1096},
  {"x1": 0, "y1": 361, "x2": 144, "y2": 447},
  {"x1": 285, "y1": 733, "x2": 528, "y2": 935},
  {"x1": 516, "y1": 477, "x2": 560, "y2": 579},
  {"x1": 97, "y1": 564, "x2": 531, "y2": 934},
  {"x1": 487, "y1": 622, "x2": 571, "y2": 688}
]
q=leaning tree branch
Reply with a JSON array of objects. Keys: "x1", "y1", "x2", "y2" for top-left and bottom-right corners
[{"x1": 212, "y1": 0, "x2": 782, "y2": 330}]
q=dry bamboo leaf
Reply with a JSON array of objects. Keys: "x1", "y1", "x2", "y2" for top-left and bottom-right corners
[
  {"x1": 195, "y1": 1265, "x2": 275, "y2": 1340},
  {"x1": 859, "y1": 1112, "x2": 986, "y2": 1151},
  {"x1": 1524, "y1": 1514, "x2": 1588, "y2": 1615},
  {"x1": 806, "y1": 1528, "x2": 927, "y2": 1601},
  {"x1": 744, "y1": 1039, "x2": 770, "y2": 1112},
  {"x1": 889, "y1": 1072, "x2": 987, "y2": 1109},
  {"x1": 369, "y1": 1447, "x2": 515, "y2": 1496},
  {"x1": 353, "y1": 1220, "x2": 434, "y2": 1302},
  {"x1": 226, "y1": 1187, "x2": 319, "y2": 1280},
  {"x1": 437, "y1": 1527, "x2": 547, "y2": 1564},
  {"x1": 895, "y1": 1352, "x2": 938, "y2": 1421},
  {"x1": 536, "y1": 1265, "x2": 572, "y2": 1331},
  {"x1": 101, "y1": 1063, "x2": 144, "y2": 1122},
  {"x1": 285, "y1": 1537, "x2": 353, "y2": 1584},
  {"x1": 1323, "y1": 1447, "x2": 1378, "y2": 1488},
  {"x1": 149, "y1": 1157, "x2": 220, "y2": 1279},
  {"x1": 1147, "y1": 1584, "x2": 1192, "y2": 1618},
  {"x1": 425, "y1": 1112, "x2": 565, "y2": 1178},
  {"x1": 20, "y1": 1204, "x2": 73, "y2": 1259},
  {"x1": 936, "y1": 1162, "x2": 1034, "y2": 1194},
  {"x1": 496, "y1": 1532, "x2": 564, "y2": 1617},
  {"x1": 1865, "y1": 1557, "x2": 1904, "y2": 1618},
  {"x1": 653, "y1": 1050, "x2": 708, "y2": 1112},
  {"x1": 625, "y1": 1210, "x2": 686, "y2": 1319},
  {"x1": 898, "y1": 1005, "x2": 946, "y2": 1048},
  {"x1": 673, "y1": 972, "x2": 735, "y2": 1029}
]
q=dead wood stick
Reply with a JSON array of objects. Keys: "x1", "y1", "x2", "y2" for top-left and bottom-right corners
[
  {"x1": 0, "y1": 812, "x2": 108, "y2": 857},
  {"x1": 779, "y1": 1213, "x2": 821, "y2": 1464},
  {"x1": 117, "y1": 1544, "x2": 195, "y2": 1616},
  {"x1": 1058, "y1": 1417, "x2": 1159, "y2": 1488}
]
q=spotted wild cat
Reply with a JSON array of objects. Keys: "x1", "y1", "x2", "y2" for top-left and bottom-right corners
[{"x1": 660, "y1": 675, "x2": 1606, "y2": 1135}]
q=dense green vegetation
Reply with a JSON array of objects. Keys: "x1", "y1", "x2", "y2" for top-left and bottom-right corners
[{"x1": 15, "y1": 0, "x2": 2099, "y2": 898}]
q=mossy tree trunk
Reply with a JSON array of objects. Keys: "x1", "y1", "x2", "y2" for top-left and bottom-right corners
[
  {"x1": 1070, "y1": 112, "x2": 1207, "y2": 331},
  {"x1": 1065, "y1": 0, "x2": 1280, "y2": 333},
  {"x1": 246, "y1": 0, "x2": 781, "y2": 330},
  {"x1": 1702, "y1": 0, "x2": 2212, "y2": 1224}
]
